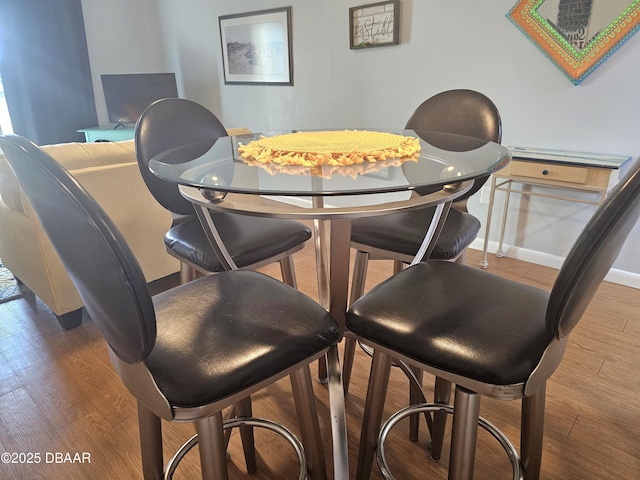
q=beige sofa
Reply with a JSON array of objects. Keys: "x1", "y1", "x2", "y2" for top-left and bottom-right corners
[{"x1": 0, "y1": 140, "x2": 180, "y2": 329}]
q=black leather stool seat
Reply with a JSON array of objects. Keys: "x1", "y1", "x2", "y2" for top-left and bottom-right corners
[
  {"x1": 165, "y1": 214, "x2": 312, "y2": 272},
  {"x1": 136, "y1": 98, "x2": 313, "y2": 287},
  {"x1": 0, "y1": 133, "x2": 339, "y2": 480},
  {"x1": 347, "y1": 260, "x2": 553, "y2": 385},
  {"x1": 347, "y1": 159, "x2": 640, "y2": 480},
  {"x1": 149, "y1": 270, "x2": 339, "y2": 408},
  {"x1": 350, "y1": 207, "x2": 481, "y2": 261}
]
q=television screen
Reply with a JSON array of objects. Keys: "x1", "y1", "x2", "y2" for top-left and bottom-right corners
[{"x1": 101, "y1": 73, "x2": 178, "y2": 125}]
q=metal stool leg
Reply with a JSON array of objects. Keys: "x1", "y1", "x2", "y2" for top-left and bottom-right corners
[
  {"x1": 343, "y1": 250, "x2": 369, "y2": 394},
  {"x1": 290, "y1": 365, "x2": 328, "y2": 480},
  {"x1": 430, "y1": 377, "x2": 452, "y2": 460},
  {"x1": 356, "y1": 350, "x2": 393, "y2": 480},
  {"x1": 179, "y1": 262, "x2": 197, "y2": 284},
  {"x1": 138, "y1": 401, "x2": 163, "y2": 480},
  {"x1": 408, "y1": 365, "x2": 424, "y2": 441},
  {"x1": 279, "y1": 255, "x2": 298, "y2": 288},
  {"x1": 350, "y1": 250, "x2": 369, "y2": 305},
  {"x1": 313, "y1": 211, "x2": 329, "y2": 384},
  {"x1": 342, "y1": 336, "x2": 357, "y2": 396},
  {"x1": 196, "y1": 412, "x2": 228, "y2": 480},
  {"x1": 521, "y1": 385, "x2": 546, "y2": 480},
  {"x1": 235, "y1": 397, "x2": 257, "y2": 474},
  {"x1": 449, "y1": 386, "x2": 481, "y2": 480}
]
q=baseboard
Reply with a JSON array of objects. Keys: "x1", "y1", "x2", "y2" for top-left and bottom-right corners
[{"x1": 470, "y1": 239, "x2": 640, "y2": 289}]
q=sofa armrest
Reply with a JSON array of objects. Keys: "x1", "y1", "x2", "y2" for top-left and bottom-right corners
[
  {"x1": 10, "y1": 159, "x2": 178, "y2": 318},
  {"x1": 64, "y1": 161, "x2": 178, "y2": 281}
]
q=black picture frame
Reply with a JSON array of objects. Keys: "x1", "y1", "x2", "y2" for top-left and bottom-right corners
[
  {"x1": 219, "y1": 6, "x2": 293, "y2": 85},
  {"x1": 349, "y1": 0, "x2": 400, "y2": 49}
]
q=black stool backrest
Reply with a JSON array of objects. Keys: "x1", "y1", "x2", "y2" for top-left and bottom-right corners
[
  {"x1": 405, "y1": 89, "x2": 502, "y2": 143},
  {"x1": 405, "y1": 89, "x2": 502, "y2": 200},
  {"x1": 0, "y1": 135, "x2": 156, "y2": 363},
  {"x1": 135, "y1": 98, "x2": 228, "y2": 215},
  {"x1": 547, "y1": 161, "x2": 640, "y2": 339}
]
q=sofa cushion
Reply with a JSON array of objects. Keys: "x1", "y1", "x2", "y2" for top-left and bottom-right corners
[
  {"x1": 0, "y1": 140, "x2": 136, "y2": 212},
  {"x1": 43, "y1": 140, "x2": 135, "y2": 170},
  {"x1": 0, "y1": 131, "x2": 249, "y2": 213}
]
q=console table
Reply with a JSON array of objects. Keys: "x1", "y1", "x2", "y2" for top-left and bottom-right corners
[
  {"x1": 480, "y1": 147, "x2": 632, "y2": 268},
  {"x1": 78, "y1": 126, "x2": 134, "y2": 142}
]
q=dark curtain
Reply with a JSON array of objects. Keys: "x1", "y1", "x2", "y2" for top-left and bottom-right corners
[{"x1": 0, "y1": 0, "x2": 98, "y2": 145}]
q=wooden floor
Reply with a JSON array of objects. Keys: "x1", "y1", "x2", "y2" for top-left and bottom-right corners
[{"x1": 0, "y1": 246, "x2": 639, "y2": 479}]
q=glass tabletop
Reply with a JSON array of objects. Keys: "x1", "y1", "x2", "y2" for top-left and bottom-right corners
[{"x1": 149, "y1": 129, "x2": 511, "y2": 197}]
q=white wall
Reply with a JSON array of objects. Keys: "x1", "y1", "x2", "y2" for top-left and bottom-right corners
[
  {"x1": 81, "y1": 0, "x2": 640, "y2": 282},
  {"x1": 81, "y1": 0, "x2": 167, "y2": 125}
]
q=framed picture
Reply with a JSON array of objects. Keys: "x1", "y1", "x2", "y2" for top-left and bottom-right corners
[
  {"x1": 507, "y1": 0, "x2": 640, "y2": 85},
  {"x1": 219, "y1": 7, "x2": 293, "y2": 85},
  {"x1": 350, "y1": 0, "x2": 400, "y2": 49}
]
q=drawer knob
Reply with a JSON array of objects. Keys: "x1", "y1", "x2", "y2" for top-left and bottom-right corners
[{"x1": 542, "y1": 169, "x2": 549, "y2": 175}]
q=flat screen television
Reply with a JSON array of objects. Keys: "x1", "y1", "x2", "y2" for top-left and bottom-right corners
[{"x1": 101, "y1": 73, "x2": 178, "y2": 126}]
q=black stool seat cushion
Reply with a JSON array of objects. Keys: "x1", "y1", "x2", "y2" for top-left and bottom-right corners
[
  {"x1": 350, "y1": 207, "x2": 481, "y2": 261},
  {"x1": 347, "y1": 261, "x2": 553, "y2": 386},
  {"x1": 147, "y1": 270, "x2": 339, "y2": 408},
  {"x1": 165, "y1": 214, "x2": 312, "y2": 272}
]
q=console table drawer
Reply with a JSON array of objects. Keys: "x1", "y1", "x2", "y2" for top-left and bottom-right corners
[{"x1": 508, "y1": 161, "x2": 589, "y2": 184}]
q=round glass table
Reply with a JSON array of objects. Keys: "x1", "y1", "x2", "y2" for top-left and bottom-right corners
[
  {"x1": 149, "y1": 129, "x2": 511, "y2": 479},
  {"x1": 150, "y1": 129, "x2": 508, "y2": 197}
]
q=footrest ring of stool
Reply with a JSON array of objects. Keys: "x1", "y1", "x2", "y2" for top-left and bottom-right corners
[
  {"x1": 164, "y1": 417, "x2": 308, "y2": 480},
  {"x1": 377, "y1": 403, "x2": 522, "y2": 480}
]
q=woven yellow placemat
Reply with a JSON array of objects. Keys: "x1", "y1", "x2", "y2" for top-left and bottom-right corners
[{"x1": 238, "y1": 130, "x2": 421, "y2": 168}]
